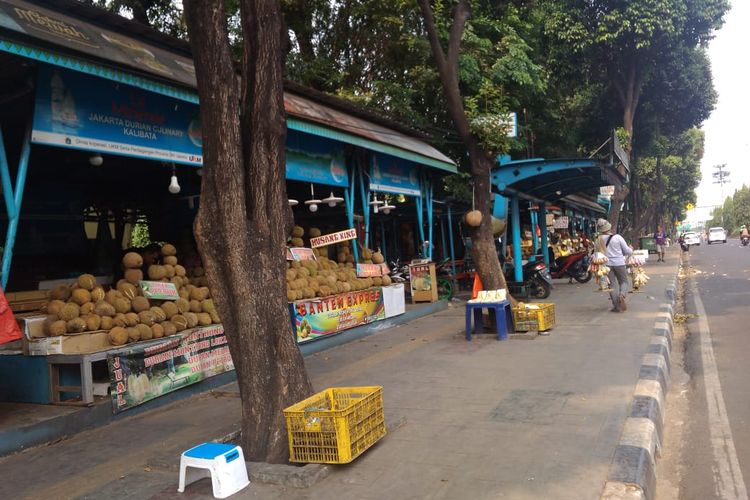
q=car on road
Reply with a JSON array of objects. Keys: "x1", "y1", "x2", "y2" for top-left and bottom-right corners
[
  {"x1": 707, "y1": 227, "x2": 727, "y2": 244},
  {"x1": 682, "y1": 231, "x2": 701, "y2": 246}
]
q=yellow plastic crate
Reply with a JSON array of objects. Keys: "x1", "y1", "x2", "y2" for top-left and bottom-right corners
[
  {"x1": 513, "y1": 303, "x2": 556, "y2": 332},
  {"x1": 283, "y1": 386, "x2": 386, "y2": 464}
]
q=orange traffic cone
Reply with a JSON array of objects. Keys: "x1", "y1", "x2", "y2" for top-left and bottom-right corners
[{"x1": 471, "y1": 273, "x2": 484, "y2": 300}]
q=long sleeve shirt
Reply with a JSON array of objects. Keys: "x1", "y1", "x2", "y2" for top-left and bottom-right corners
[{"x1": 597, "y1": 234, "x2": 633, "y2": 266}]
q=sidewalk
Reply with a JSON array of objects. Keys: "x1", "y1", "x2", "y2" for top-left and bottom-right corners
[{"x1": 0, "y1": 252, "x2": 679, "y2": 500}]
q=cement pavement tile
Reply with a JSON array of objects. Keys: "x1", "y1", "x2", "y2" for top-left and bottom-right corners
[
  {"x1": 422, "y1": 476, "x2": 505, "y2": 500},
  {"x1": 357, "y1": 461, "x2": 454, "y2": 499},
  {"x1": 324, "y1": 462, "x2": 386, "y2": 486}
]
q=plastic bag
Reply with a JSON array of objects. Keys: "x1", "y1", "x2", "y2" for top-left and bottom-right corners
[{"x1": 0, "y1": 288, "x2": 22, "y2": 345}]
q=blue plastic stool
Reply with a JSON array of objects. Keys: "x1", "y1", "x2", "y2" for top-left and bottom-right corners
[{"x1": 465, "y1": 300, "x2": 513, "y2": 341}]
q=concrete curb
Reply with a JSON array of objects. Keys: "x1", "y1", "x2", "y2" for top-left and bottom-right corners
[{"x1": 602, "y1": 259, "x2": 680, "y2": 500}]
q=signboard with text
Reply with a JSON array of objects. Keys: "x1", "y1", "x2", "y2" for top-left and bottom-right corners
[
  {"x1": 356, "y1": 263, "x2": 386, "y2": 277},
  {"x1": 139, "y1": 281, "x2": 179, "y2": 300},
  {"x1": 32, "y1": 66, "x2": 203, "y2": 165},
  {"x1": 286, "y1": 150, "x2": 348, "y2": 187},
  {"x1": 553, "y1": 216, "x2": 570, "y2": 229},
  {"x1": 107, "y1": 325, "x2": 233, "y2": 413},
  {"x1": 289, "y1": 247, "x2": 317, "y2": 261},
  {"x1": 310, "y1": 228, "x2": 357, "y2": 248},
  {"x1": 292, "y1": 289, "x2": 385, "y2": 343},
  {"x1": 370, "y1": 155, "x2": 421, "y2": 196}
]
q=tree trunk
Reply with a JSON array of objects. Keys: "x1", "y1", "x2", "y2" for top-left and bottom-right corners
[
  {"x1": 417, "y1": 0, "x2": 506, "y2": 292},
  {"x1": 184, "y1": 0, "x2": 313, "y2": 464}
]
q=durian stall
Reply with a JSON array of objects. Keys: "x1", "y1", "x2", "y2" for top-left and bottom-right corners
[{"x1": 0, "y1": 0, "x2": 457, "y2": 414}]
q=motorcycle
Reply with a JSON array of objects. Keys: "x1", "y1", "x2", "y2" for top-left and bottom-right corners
[
  {"x1": 548, "y1": 251, "x2": 592, "y2": 283},
  {"x1": 741, "y1": 236, "x2": 749, "y2": 247},
  {"x1": 504, "y1": 260, "x2": 553, "y2": 299},
  {"x1": 389, "y1": 258, "x2": 454, "y2": 300}
]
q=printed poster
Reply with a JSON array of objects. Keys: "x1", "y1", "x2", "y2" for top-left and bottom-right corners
[{"x1": 292, "y1": 289, "x2": 385, "y2": 343}]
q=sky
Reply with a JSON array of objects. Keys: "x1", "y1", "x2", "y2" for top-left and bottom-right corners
[{"x1": 689, "y1": 0, "x2": 750, "y2": 222}]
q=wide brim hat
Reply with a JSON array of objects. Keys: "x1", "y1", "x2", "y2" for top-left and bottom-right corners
[{"x1": 596, "y1": 219, "x2": 612, "y2": 233}]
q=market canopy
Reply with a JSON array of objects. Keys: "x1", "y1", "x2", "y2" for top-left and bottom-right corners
[{"x1": 0, "y1": 0, "x2": 456, "y2": 173}]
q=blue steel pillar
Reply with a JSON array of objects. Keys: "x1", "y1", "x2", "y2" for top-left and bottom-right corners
[
  {"x1": 539, "y1": 202, "x2": 549, "y2": 268},
  {"x1": 426, "y1": 177, "x2": 433, "y2": 260},
  {"x1": 0, "y1": 126, "x2": 31, "y2": 290},
  {"x1": 343, "y1": 157, "x2": 359, "y2": 262},
  {"x1": 357, "y1": 157, "x2": 371, "y2": 248},
  {"x1": 447, "y1": 204, "x2": 456, "y2": 279},
  {"x1": 530, "y1": 204, "x2": 539, "y2": 260},
  {"x1": 511, "y1": 195, "x2": 522, "y2": 282}
]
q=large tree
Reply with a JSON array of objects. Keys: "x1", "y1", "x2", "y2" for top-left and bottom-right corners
[{"x1": 183, "y1": 0, "x2": 312, "y2": 462}]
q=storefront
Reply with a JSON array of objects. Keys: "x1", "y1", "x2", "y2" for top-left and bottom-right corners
[{"x1": 0, "y1": 0, "x2": 456, "y2": 415}]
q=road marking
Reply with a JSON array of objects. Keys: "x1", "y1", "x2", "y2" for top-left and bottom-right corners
[{"x1": 691, "y1": 277, "x2": 749, "y2": 500}]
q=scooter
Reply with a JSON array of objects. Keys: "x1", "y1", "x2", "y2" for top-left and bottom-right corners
[
  {"x1": 741, "y1": 235, "x2": 749, "y2": 247},
  {"x1": 549, "y1": 251, "x2": 592, "y2": 283},
  {"x1": 503, "y1": 260, "x2": 553, "y2": 299}
]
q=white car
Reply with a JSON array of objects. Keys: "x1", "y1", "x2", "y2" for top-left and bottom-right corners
[
  {"x1": 682, "y1": 232, "x2": 700, "y2": 246},
  {"x1": 707, "y1": 227, "x2": 727, "y2": 244}
]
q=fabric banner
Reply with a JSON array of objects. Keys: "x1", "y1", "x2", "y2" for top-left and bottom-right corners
[
  {"x1": 107, "y1": 325, "x2": 233, "y2": 413},
  {"x1": 32, "y1": 65, "x2": 203, "y2": 165},
  {"x1": 292, "y1": 289, "x2": 385, "y2": 343},
  {"x1": 370, "y1": 154, "x2": 421, "y2": 196}
]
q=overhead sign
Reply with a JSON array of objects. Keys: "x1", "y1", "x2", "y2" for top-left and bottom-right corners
[
  {"x1": 32, "y1": 66, "x2": 203, "y2": 165},
  {"x1": 286, "y1": 150, "x2": 348, "y2": 187},
  {"x1": 310, "y1": 228, "x2": 357, "y2": 248},
  {"x1": 553, "y1": 216, "x2": 569, "y2": 229},
  {"x1": 370, "y1": 155, "x2": 421, "y2": 196}
]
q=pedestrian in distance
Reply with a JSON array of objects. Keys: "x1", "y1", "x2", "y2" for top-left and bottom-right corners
[
  {"x1": 654, "y1": 225, "x2": 668, "y2": 262},
  {"x1": 596, "y1": 218, "x2": 633, "y2": 313}
]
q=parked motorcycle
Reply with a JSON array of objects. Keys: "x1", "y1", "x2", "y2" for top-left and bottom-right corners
[
  {"x1": 389, "y1": 258, "x2": 454, "y2": 300},
  {"x1": 548, "y1": 251, "x2": 592, "y2": 283},
  {"x1": 741, "y1": 236, "x2": 749, "y2": 247},
  {"x1": 504, "y1": 260, "x2": 553, "y2": 299}
]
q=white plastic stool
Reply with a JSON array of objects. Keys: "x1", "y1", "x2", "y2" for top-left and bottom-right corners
[{"x1": 178, "y1": 442, "x2": 250, "y2": 498}]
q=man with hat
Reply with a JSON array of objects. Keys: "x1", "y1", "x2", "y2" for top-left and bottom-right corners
[{"x1": 596, "y1": 218, "x2": 633, "y2": 313}]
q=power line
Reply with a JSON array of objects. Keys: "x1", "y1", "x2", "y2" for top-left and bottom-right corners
[{"x1": 712, "y1": 163, "x2": 730, "y2": 201}]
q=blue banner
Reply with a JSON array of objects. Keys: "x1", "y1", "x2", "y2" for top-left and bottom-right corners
[
  {"x1": 32, "y1": 65, "x2": 203, "y2": 165},
  {"x1": 286, "y1": 150, "x2": 348, "y2": 187},
  {"x1": 370, "y1": 154, "x2": 421, "y2": 196}
]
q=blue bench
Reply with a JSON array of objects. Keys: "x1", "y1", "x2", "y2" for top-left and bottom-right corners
[{"x1": 465, "y1": 300, "x2": 514, "y2": 341}]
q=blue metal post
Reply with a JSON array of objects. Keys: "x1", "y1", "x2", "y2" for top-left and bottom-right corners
[
  {"x1": 426, "y1": 177, "x2": 433, "y2": 260},
  {"x1": 379, "y1": 219, "x2": 387, "y2": 261},
  {"x1": 440, "y1": 215, "x2": 447, "y2": 261},
  {"x1": 415, "y1": 195, "x2": 425, "y2": 256},
  {"x1": 357, "y1": 158, "x2": 370, "y2": 249},
  {"x1": 0, "y1": 126, "x2": 31, "y2": 290},
  {"x1": 447, "y1": 204, "x2": 456, "y2": 279},
  {"x1": 511, "y1": 195, "x2": 523, "y2": 282},
  {"x1": 539, "y1": 202, "x2": 549, "y2": 268},
  {"x1": 530, "y1": 204, "x2": 539, "y2": 260},
  {"x1": 344, "y1": 158, "x2": 359, "y2": 262}
]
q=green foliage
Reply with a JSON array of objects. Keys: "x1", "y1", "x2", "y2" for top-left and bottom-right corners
[
  {"x1": 130, "y1": 219, "x2": 152, "y2": 248},
  {"x1": 712, "y1": 186, "x2": 750, "y2": 232}
]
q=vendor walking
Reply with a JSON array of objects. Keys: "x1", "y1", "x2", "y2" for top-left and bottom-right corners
[{"x1": 596, "y1": 218, "x2": 634, "y2": 313}]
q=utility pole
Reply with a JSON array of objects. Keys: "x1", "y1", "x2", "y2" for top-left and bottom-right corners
[{"x1": 712, "y1": 164, "x2": 730, "y2": 201}]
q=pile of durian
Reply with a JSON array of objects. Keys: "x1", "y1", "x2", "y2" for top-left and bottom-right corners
[{"x1": 41, "y1": 243, "x2": 220, "y2": 347}]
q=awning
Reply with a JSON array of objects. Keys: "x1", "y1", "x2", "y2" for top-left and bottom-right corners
[
  {"x1": 0, "y1": 0, "x2": 455, "y2": 173},
  {"x1": 561, "y1": 194, "x2": 607, "y2": 214}
]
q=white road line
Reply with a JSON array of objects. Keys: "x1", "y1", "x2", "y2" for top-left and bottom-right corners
[{"x1": 692, "y1": 277, "x2": 748, "y2": 500}]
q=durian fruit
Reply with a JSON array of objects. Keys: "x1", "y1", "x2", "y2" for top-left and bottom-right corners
[
  {"x1": 201, "y1": 299, "x2": 215, "y2": 313},
  {"x1": 170, "y1": 276, "x2": 184, "y2": 289},
  {"x1": 67, "y1": 317, "x2": 86, "y2": 333},
  {"x1": 291, "y1": 226, "x2": 304, "y2": 238},
  {"x1": 90, "y1": 286, "x2": 106, "y2": 303},
  {"x1": 197, "y1": 312, "x2": 212, "y2": 326},
  {"x1": 178, "y1": 288, "x2": 190, "y2": 300},
  {"x1": 122, "y1": 252, "x2": 143, "y2": 269},
  {"x1": 126, "y1": 327, "x2": 141, "y2": 343},
  {"x1": 77, "y1": 274, "x2": 97, "y2": 291},
  {"x1": 125, "y1": 268, "x2": 143, "y2": 284},
  {"x1": 373, "y1": 277, "x2": 383, "y2": 286},
  {"x1": 163, "y1": 255, "x2": 178, "y2": 266},
  {"x1": 190, "y1": 287, "x2": 210, "y2": 301},
  {"x1": 372, "y1": 251, "x2": 385, "y2": 264},
  {"x1": 308, "y1": 227, "x2": 321, "y2": 237},
  {"x1": 286, "y1": 269, "x2": 298, "y2": 281},
  {"x1": 161, "y1": 243, "x2": 177, "y2": 256},
  {"x1": 172, "y1": 315, "x2": 188, "y2": 331},
  {"x1": 150, "y1": 306, "x2": 167, "y2": 323},
  {"x1": 361, "y1": 248, "x2": 373, "y2": 261},
  {"x1": 94, "y1": 300, "x2": 116, "y2": 317},
  {"x1": 48, "y1": 319, "x2": 67, "y2": 336},
  {"x1": 83, "y1": 314, "x2": 102, "y2": 331},
  {"x1": 49, "y1": 284, "x2": 72, "y2": 301},
  {"x1": 114, "y1": 297, "x2": 131, "y2": 314},
  {"x1": 184, "y1": 312, "x2": 198, "y2": 328},
  {"x1": 148, "y1": 265, "x2": 167, "y2": 280},
  {"x1": 192, "y1": 266, "x2": 205, "y2": 277},
  {"x1": 117, "y1": 282, "x2": 138, "y2": 300},
  {"x1": 162, "y1": 301, "x2": 178, "y2": 319},
  {"x1": 174, "y1": 265, "x2": 187, "y2": 277},
  {"x1": 163, "y1": 264, "x2": 176, "y2": 278},
  {"x1": 209, "y1": 310, "x2": 221, "y2": 324},
  {"x1": 138, "y1": 310, "x2": 156, "y2": 326},
  {"x1": 59, "y1": 303, "x2": 80, "y2": 321},
  {"x1": 131, "y1": 296, "x2": 150, "y2": 313},
  {"x1": 151, "y1": 323, "x2": 165, "y2": 339},
  {"x1": 71, "y1": 288, "x2": 91, "y2": 306},
  {"x1": 80, "y1": 302, "x2": 95, "y2": 315},
  {"x1": 176, "y1": 298, "x2": 190, "y2": 314},
  {"x1": 109, "y1": 327, "x2": 128, "y2": 346},
  {"x1": 137, "y1": 323, "x2": 153, "y2": 340},
  {"x1": 291, "y1": 237, "x2": 304, "y2": 247},
  {"x1": 162, "y1": 321, "x2": 177, "y2": 336},
  {"x1": 100, "y1": 316, "x2": 114, "y2": 331},
  {"x1": 382, "y1": 275, "x2": 392, "y2": 286},
  {"x1": 105, "y1": 289, "x2": 121, "y2": 306},
  {"x1": 189, "y1": 299, "x2": 202, "y2": 313},
  {"x1": 113, "y1": 313, "x2": 127, "y2": 327},
  {"x1": 124, "y1": 312, "x2": 140, "y2": 327},
  {"x1": 287, "y1": 290, "x2": 296, "y2": 301},
  {"x1": 46, "y1": 299, "x2": 65, "y2": 317}
]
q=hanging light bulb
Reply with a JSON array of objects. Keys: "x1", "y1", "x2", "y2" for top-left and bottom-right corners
[
  {"x1": 322, "y1": 191, "x2": 344, "y2": 207},
  {"x1": 381, "y1": 203, "x2": 396, "y2": 215},
  {"x1": 304, "y1": 183, "x2": 322, "y2": 212},
  {"x1": 288, "y1": 199, "x2": 299, "y2": 206},
  {"x1": 89, "y1": 154, "x2": 103, "y2": 166},
  {"x1": 168, "y1": 165, "x2": 181, "y2": 194}
]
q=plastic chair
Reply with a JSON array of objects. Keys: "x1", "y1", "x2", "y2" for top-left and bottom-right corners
[{"x1": 178, "y1": 442, "x2": 250, "y2": 498}]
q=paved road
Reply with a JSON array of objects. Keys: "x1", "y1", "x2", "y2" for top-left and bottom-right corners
[{"x1": 679, "y1": 240, "x2": 750, "y2": 499}]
